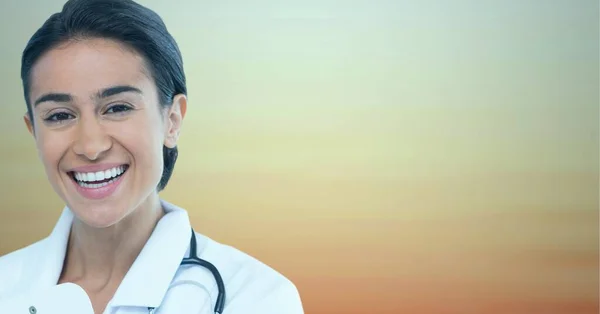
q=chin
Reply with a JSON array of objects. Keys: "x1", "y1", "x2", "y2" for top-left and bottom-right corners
[{"x1": 71, "y1": 203, "x2": 130, "y2": 229}]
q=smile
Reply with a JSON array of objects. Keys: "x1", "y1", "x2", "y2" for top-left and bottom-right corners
[
  {"x1": 71, "y1": 165, "x2": 129, "y2": 189},
  {"x1": 68, "y1": 164, "x2": 129, "y2": 200}
]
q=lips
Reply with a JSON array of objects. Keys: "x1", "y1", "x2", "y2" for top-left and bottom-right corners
[
  {"x1": 71, "y1": 165, "x2": 129, "y2": 188},
  {"x1": 68, "y1": 164, "x2": 129, "y2": 199}
]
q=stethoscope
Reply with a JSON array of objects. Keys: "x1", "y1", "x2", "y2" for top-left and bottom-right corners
[{"x1": 149, "y1": 228, "x2": 226, "y2": 314}]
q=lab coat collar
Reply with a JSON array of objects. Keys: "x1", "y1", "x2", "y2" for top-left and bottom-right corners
[
  {"x1": 31, "y1": 206, "x2": 73, "y2": 290},
  {"x1": 45, "y1": 199, "x2": 192, "y2": 309},
  {"x1": 109, "y1": 199, "x2": 192, "y2": 308}
]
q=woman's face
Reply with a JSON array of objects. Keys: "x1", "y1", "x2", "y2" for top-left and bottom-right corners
[{"x1": 25, "y1": 38, "x2": 186, "y2": 228}]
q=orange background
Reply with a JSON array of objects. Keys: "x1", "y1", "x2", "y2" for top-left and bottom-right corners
[{"x1": 0, "y1": 1, "x2": 598, "y2": 313}]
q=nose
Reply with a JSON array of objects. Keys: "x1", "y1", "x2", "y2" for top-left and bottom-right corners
[{"x1": 72, "y1": 116, "x2": 112, "y2": 161}]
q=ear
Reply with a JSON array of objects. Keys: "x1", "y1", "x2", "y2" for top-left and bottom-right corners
[
  {"x1": 164, "y1": 94, "x2": 187, "y2": 148},
  {"x1": 24, "y1": 113, "x2": 35, "y2": 137}
]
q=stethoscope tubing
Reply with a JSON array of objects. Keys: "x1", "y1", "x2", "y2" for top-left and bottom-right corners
[{"x1": 180, "y1": 228, "x2": 226, "y2": 314}]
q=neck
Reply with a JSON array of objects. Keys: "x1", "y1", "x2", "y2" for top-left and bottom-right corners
[{"x1": 61, "y1": 194, "x2": 164, "y2": 291}]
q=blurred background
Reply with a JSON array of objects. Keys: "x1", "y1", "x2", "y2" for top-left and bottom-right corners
[{"x1": 0, "y1": 0, "x2": 598, "y2": 313}]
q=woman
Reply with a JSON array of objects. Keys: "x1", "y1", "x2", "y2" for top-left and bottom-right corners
[{"x1": 0, "y1": 0, "x2": 304, "y2": 313}]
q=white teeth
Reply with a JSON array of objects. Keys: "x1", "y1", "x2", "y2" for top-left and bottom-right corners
[
  {"x1": 77, "y1": 177, "x2": 118, "y2": 188},
  {"x1": 73, "y1": 166, "x2": 126, "y2": 184},
  {"x1": 95, "y1": 171, "x2": 105, "y2": 181}
]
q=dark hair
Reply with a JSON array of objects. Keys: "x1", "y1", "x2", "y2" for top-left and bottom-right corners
[{"x1": 21, "y1": 0, "x2": 186, "y2": 191}]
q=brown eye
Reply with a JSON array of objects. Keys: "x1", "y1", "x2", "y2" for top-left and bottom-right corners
[
  {"x1": 45, "y1": 112, "x2": 74, "y2": 122},
  {"x1": 105, "y1": 104, "x2": 133, "y2": 114}
]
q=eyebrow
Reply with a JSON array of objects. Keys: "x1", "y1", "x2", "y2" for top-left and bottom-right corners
[
  {"x1": 97, "y1": 85, "x2": 143, "y2": 99},
  {"x1": 33, "y1": 85, "x2": 143, "y2": 107},
  {"x1": 33, "y1": 93, "x2": 71, "y2": 107}
]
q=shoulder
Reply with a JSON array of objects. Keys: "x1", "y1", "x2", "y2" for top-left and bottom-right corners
[
  {"x1": 0, "y1": 239, "x2": 48, "y2": 298},
  {"x1": 179, "y1": 232, "x2": 304, "y2": 313}
]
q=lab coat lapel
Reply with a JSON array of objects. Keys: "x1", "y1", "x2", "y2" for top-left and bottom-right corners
[
  {"x1": 108, "y1": 200, "x2": 192, "y2": 309},
  {"x1": 16, "y1": 207, "x2": 72, "y2": 295}
]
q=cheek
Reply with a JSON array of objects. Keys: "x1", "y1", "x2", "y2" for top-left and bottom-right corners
[
  {"x1": 36, "y1": 131, "x2": 67, "y2": 170},
  {"x1": 116, "y1": 114, "x2": 166, "y2": 166}
]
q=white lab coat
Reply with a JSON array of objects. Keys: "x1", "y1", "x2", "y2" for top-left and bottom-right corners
[{"x1": 0, "y1": 200, "x2": 304, "y2": 314}]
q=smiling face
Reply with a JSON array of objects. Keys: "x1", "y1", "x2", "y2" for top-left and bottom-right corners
[{"x1": 25, "y1": 38, "x2": 186, "y2": 228}]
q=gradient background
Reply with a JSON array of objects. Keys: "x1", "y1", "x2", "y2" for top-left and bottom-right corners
[{"x1": 0, "y1": 0, "x2": 598, "y2": 313}]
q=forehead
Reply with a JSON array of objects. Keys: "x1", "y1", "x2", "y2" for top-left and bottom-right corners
[{"x1": 29, "y1": 38, "x2": 153, "y2": 100}]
